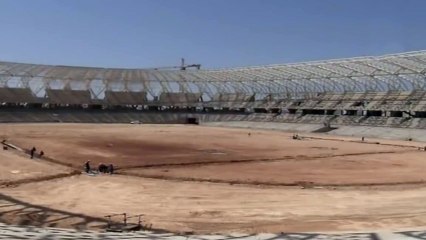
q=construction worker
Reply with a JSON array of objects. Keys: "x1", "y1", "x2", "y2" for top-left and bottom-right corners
[
  {"x1": 30, "y1": 147, "x2": 36, "y2": 159},
  {"x1": 98, "y1": 163, "x2": 107, "y2": 173},
  {"x1": 84, "y1": 160, "x2": 91, "y2": 173},
  {"x1": 108, "y1": 164, "x2": 114, "y2": 175}
]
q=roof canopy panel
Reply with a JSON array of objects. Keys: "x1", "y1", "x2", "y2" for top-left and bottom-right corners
[{"x1": 0, "y1": 51, "x2": 425, "y2": 94}]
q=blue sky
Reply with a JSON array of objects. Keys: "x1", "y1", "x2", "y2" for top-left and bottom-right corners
[{"x1": 0, "y1": 0, "x2": 425, "y2": 68}]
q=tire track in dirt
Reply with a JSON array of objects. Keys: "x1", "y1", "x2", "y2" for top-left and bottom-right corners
[
  {"x1": 1, "y1": 142, "x2": 82, "y2": 188},
  {"x1": 117, "y1": 171, "x2": 426, "y2": 188},
  {"x1": 303, "y1": 136, "x2": 422, "y2": 149},
  {"x1": 119, "y1": 149, "x2": 415, "y2": 170},
  {"x1": 4, "y1": 140, "x2": 421, "y2": 189},
  {"x1": 2, "y1": 141, "x2": 75, "y2": 169},
  {"x1": 0, "y1": 170, "x2": 81, "y2": 188}
]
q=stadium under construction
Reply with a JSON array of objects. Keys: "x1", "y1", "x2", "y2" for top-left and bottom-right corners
[
  {"x1": 3, "y1": 52, "x2": 426, "y2": 240},
  {"x1": 0, "y1": 51, "x2": 426, "y2": 128}
]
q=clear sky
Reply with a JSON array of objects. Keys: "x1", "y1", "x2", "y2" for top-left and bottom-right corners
[{"x1": 0, "y1": 0, "x2": 425, "y2": 69}]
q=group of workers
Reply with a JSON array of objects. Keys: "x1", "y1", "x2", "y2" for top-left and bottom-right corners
[
  {"x1": 30, "y1": 146, "x2": 44, "y2": 159},
  {"x1": 28, "y1": 147, "x2": 115, "y2": 176},
  {"x1": 84, "y1": 160, "x2": 114, "y2": 175},
  {"x1": 292, "y1": 133, "x2": 301, "y2": 140},
  {"x1": 0, "y1": 141, "x2": 116, "y2": 176}
]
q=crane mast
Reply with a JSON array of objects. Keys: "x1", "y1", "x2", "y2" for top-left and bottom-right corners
[
  {"x1": 180, "y1": 58, "x2": 201, "y2": 70},
  {"x1": 152, "y1": 58, "x2": 201, "y2": 71}
]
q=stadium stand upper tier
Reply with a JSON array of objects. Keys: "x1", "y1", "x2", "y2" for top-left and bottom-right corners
[
  {"x1": 157, "y1": 92, "x2": 202, "y2": 106},
  {"x1": 45, "y1": 89, "x2": 92, "y2": 104},
  {"x1": 104, "y1": 91, "x2": 147, "y2": 105},
  {"x1": 0, "y1": 51, "x2": 426, "y2": 128},
  {"x1": 0, "y1": 88, "x2": 37, "y2": 103}
]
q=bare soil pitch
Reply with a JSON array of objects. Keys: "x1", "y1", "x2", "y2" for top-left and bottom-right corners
[{"x1": 1, "y1": 123, "x2": 426, "y2": 233}]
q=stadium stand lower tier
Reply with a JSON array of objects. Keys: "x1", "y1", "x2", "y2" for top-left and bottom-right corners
[
  {"x1": 1, "y1": 108, "x2": 426, "y2": 129},
  {"x1": 4, "y1": 89, "x2": 426, "y2": 129}
]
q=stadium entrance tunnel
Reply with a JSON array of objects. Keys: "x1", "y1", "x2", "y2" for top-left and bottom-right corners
[{"x1": 186, "y1": 117, "x2": 199, "y2": 125}]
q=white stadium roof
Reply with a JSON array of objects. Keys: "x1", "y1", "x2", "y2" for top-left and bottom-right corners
[{"x1": 1, "y1": 51, "x2": 426, "y2": 97}]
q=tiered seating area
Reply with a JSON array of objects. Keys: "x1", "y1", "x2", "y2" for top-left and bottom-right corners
[
  {"x1": 385, "y1": 117, "x2": 410, "y2": 127},
  {"x1": 328, "y1": 93, "x2": 346, "y2": 109},
  {"x1": 311, "y1": 93, "x2": 341, "y2": 109},
  {"x1": 202, "y1": 114, "x2": 249, "y2": 122},
  {"x1": 104, "y1": 91, "x2": 147, "y2": 105},
  {"x1": 376, "y1": 92, "x2": 411, "y2": 111},
  {"x1": 1, "y1": 107, "x2": 426, "y2": 129},
  {"x1": 0, "y1": 88, "x2": 36, "y2": 103},
  {"x1": 206, "y1": 93, "x2": 255, "y2": 108},
  {"x1": 298, "y1": 114, "x2": 336, "y2": 124},
  {"x1": 406, "y1": 91, "x2": 425, "y2": 110},
  {"x1": 245, "y1": 113, "x2": 276, "y2": 121},
  {"x1": 362, "y1": 92, "x2": 386, "y2": 110},
  {"x1": 158, "y1": 92, "x2": 201, "y2": 105},
  {"x1": 239, "y1": 91, "x2": 426, "y2": 115},
  {"x1": 361, "y1": 116, "x2": 388, "y2": 126},
  {"x1": 330, "y1": 115, "x2": 366, "y2": 125},
  {"x1": 3, "y1": 86, "x2": 426, "y2": 129},
  {"x1": 46, "y1": 89, "x2": 91, "y2": 104},
  {"x1": 211, "y1": 93, "x2": 254, "y2": 102},
  {"x1": 0, "y1": 222, "x2": 411, "y2": 240},
  {"x1": 279, "y1": 100, "x2": 297, "y2": 108},
  {"x1": 409, "y1": 118, "x2": 426, "y2": 128},
  {"x1": 272, "y1": 113, "x2": 303, "y2": 123},
  {"x1": 0, "y1": 110, "x2": 252, "y2": 124},
  {"x1": 299, "y1": 100, "x2": 319, "y2": 109},
  {"x1": 0, "y1": 51, "x2": 425, "y2": 130}
]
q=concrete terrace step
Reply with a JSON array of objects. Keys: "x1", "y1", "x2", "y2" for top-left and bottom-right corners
[{"x1": 0, "y1": 223, "x2": 422, "y2": 239}]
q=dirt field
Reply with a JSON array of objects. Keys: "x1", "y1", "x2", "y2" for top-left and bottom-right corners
[
  {"x1": 0, "y1": 148, "x2": 75, "y2": 186},
  {"x1": 125, "y1": 151, "x2": 426, "y2": 186},
  {"x1": 0, "y1": 123, "x2": 416, "y2": 168},
  {"x1": 1, "y1": 123, "x2": 426, "y2": 233},
  {"x1": 4, "y1": 175, "x2": 426, "y2": 234}
]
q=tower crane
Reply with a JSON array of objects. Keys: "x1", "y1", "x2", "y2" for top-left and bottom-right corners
[{"x1": 151, "y1": 58, "x2": 201, "y2": 71}]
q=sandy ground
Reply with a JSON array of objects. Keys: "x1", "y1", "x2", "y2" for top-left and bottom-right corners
[
  {"x1": 1, "y1": 123, "x2": 426, "y2": 233},
  {"x1": 0, "y1": 123, "x2": 413, "y2": 168},
  {"x1": 0, "y1": 148, "x2": 73, "y2": 185},
  {"x1": 3, "y1": 174, "x2": 426, "y2": 234},
  {"x1": 125, "y1": 151, "x2": 426, "y2": 186}
]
